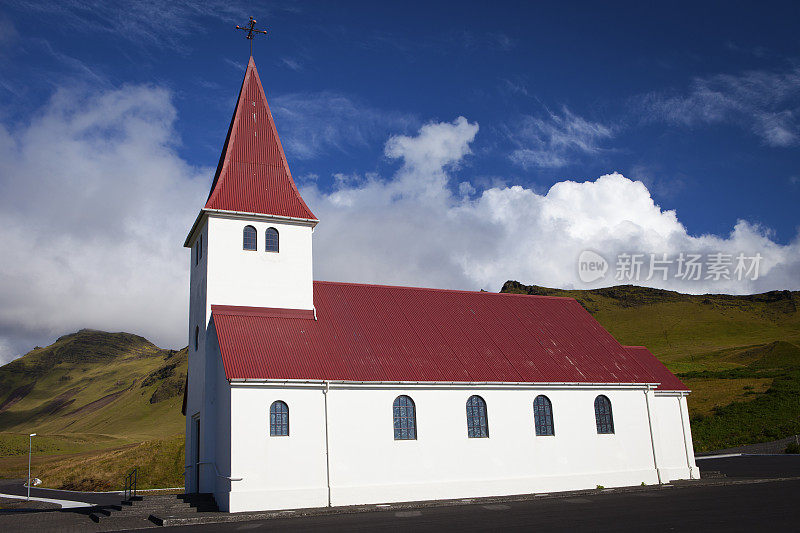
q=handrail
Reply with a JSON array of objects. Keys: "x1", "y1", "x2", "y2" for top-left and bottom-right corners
[
  {"x1": 123, "y1": 467, "x2": 138, "y2": 500},
  {"x1": 198, "y1": 461, "x2": 243, "y2": 481}
]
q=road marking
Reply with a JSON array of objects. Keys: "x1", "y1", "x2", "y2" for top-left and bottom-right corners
[
  {"x1": 564, "y1": 497, "x2": 592, "y2": 504},
  {"x1": 482, "y1": 504, "x2": 510, "y2": 510},
  {"x1": 695, "y1": 453, "x2": 743, "y2": 460},
  {"x1": 395, "y1": 510, "x2": 422, "y2": 517},
  {"x1": 0, "y1": 491, "x2": 92, "y2": 508}
]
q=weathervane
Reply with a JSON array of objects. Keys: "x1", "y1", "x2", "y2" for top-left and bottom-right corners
[{"x1": 236, "y1": 16, "x2": 268, "y2": 57}]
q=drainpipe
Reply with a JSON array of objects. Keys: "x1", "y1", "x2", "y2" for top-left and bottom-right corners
[
  {"x1": 323, "y1": 381, "x2": 331, "y2": 507},
  {"x1": 677, "y1": 394, "x2": 695, "y2": 479},
  {"x1": 643, "y1": 386, "x2": 662, "y2": 484}
]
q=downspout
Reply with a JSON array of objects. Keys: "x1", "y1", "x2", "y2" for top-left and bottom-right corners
[
  {"x1": 323, "y1": 380, "x2": 331, "y2": 507},
  {"x1": 677, "y1": 394, "x2": 695, "y2": 479},
  {"x1": 643, "y1": 386, "x2": 662, "y2": 484}
]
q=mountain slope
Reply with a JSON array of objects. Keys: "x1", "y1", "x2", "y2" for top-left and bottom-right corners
[
  {"x1": 0, "y1": 329, "x2": 187, "y2": 447},
  {"x1": 501, "y1": 281, "x2": 800, "y2": 370}
]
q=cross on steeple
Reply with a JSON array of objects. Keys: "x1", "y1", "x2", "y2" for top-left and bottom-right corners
[{"x1": 235, "y1": 16, "x2": 268, "y2": 57}]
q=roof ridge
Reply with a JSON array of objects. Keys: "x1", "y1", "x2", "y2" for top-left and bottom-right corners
[{"x1": 312, "y1": 280, "x2": 576, "y2": 300}]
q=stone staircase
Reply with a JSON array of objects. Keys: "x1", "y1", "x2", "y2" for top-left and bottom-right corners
[{"x1": 89, "y1": 493, "x2": 219, "y2": 526}]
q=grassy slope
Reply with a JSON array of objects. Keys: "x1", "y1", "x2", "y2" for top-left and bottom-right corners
[
  {"x1": 0, "y1": 330, "x2": 187, "y2": 489},
  {"x1": 501, "y1": 281, "x2": 800, "y2": 451}
]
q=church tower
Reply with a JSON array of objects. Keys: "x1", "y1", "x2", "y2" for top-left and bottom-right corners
[
  {"x1": 184, "y1": 56, "x2": 317, "y2": 327},
  {"x1": 182, "y1": 57, "x2": 317, "y2": 491}
]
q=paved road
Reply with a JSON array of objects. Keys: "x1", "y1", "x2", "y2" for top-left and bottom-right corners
[
  {"x1": 156, "y1": 478, "x2": 800, "y2": 532},
  {"x1": 0, "y1": 478, "x2": 122, "y2": 506},
  {"x1": 697, "y1": 454, "x2": 800, "y2": 478}
]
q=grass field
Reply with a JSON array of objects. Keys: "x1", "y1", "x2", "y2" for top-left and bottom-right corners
[{"x1": 0, "y1": 434, "x2": 184, "y2": 490}]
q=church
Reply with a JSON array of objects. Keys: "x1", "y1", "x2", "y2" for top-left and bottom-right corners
[{"x1": 182, "y1": 56, "x2": 699, "y2": 513}]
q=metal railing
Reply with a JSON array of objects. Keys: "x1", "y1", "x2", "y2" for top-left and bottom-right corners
[{"x1": 123, "y1": 467, "x2": 138, "y2": 500}]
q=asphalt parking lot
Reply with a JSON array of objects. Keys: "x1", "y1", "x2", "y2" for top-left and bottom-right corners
[
  {"x1": 695, "y1": 453, "x2": 800, "y2": 478},
  {"x1": 154, "y1": 455, "x2": 800, "y2": 533},
  {"x1": 2, "y1": 455, "x2": 799, "y2": 532}
]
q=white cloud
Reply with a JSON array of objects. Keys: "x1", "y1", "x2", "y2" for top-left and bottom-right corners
[
  {"x1": 639, "y1": 67, "x2": 800, "y2": 147},
  {"x1": 280, "y1": 57, "x2": 303, "y2": 72},
  {"x1": 6, "y1": 0, "x2": 251, "y2": 51},
  {"x1": 508, "y1": 107, "x2": 614, "y2": 168},
  {"x1": 305, "y1": 119, "x2": 800, "y2": 298},
  {"x1": 0, "y1": 83, "x2": 208, "y2": 365},
  {"x1": 2, "y1": 97, "x2": 798, "y2": 367},
  {"x1": 271, "y1": 92, "x2": 416, "y2": 160}
]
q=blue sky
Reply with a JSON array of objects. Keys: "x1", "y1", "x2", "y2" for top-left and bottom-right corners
[
  {"x1": 3, "y1": 1, "x2": 799, "y2": 241},
  {"x1": 0, "y1": 1, "x2": 799, "y2": 359}
]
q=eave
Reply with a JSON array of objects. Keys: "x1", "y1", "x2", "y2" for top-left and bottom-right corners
[{"x1": 183, "y1": 208, "x2": 319, "y2": 248}]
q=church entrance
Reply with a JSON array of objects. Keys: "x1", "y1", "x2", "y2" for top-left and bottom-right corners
[{"x1": 192, "y1": 416, "x2": 200, "y2": 493}]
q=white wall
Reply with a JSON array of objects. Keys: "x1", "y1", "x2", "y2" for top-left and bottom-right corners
[
  {"x1": 227, "y1": 385, "x2": 328, "y2": 512},
  {"x1": 184, "y1": 220, "x2": 208, "y2": 492},
  {"x1": 653, "y1": 393, "x2": 699, "y2": 481},
  {"x1": 220, "y1": 383, "x2": 696, "y2": 512}
]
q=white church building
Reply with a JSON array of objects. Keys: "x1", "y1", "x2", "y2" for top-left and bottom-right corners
[{"x1": 182, "y1": 57, "x2": 699, "y2": 513}]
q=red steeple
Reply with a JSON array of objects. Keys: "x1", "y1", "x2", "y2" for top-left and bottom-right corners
[{"x1": 204, "y1": 57, "x2": 316, "y2": 220}]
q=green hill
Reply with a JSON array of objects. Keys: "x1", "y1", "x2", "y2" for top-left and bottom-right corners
[
  {"x1": 501, "y1": 281, "x2": 800, "y2": 451},
  {"x1": 0, "y1": 329, "x2": 187, "y2": 489}
]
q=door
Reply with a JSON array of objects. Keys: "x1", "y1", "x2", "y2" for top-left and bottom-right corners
[{"x1": 193, "y1": 417, "x2": 200, "y2": 493}]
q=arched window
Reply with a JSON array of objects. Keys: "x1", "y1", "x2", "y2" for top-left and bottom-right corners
[
  {"x1": 270, "y1": 401, "x2": 289, "y2": 436},
  {"x1": 594, "y1": 395, "x2": 614, "y2": 434},
  {"x1": 393, "y1": 395, "x2": 417, "y2": 440},
  {"x1": 533, "y1": 395, "x2": 554, "y2": 436},
  {"x1": 265, "y1": 227, "x2": 279, "y2": 252},
  {"x1": 194, "y1": 326, "x2": 199, "y2": 351},
  {"x1": 243, "y1": 225, "x2": 257, "y2": 250},
  {"x1": 466, "y1": 395, "x2": 489, "y2": 438}
]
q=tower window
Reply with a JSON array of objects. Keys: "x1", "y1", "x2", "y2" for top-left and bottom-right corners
[
  {"x1": 466, "y1": 395, "x2": 489, "y2": 438},
  {"x1": 243, "y1": 225, "x2": 257, "y2": 251},
  {"x1": 265, "y1": 227, "x2": 279, "y2": 253},
  {"x1": 194, "y1": 326, "x2": 199, "y2": 351},
  {"x1": 270, "y1": 401, "x2": 289, "y2": 436}
]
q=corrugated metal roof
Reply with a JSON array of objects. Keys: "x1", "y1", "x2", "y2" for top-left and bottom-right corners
[
  {"x1": 211, "y1": 281, "x2": 686, "y2": 389},
  {"x1": 204, "y1": 57, "x2": 316, "y2": 220},
  {"x1": 623, "y1": 346, "x2": 689, "y2": 391}
]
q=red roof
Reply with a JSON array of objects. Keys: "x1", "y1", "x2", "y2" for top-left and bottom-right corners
[
  {"x1": 204, "y1": 57, "x2": 316, "y2": 220},
  {"x1": 211, "y1": 281, "x2": 686, "y2": 389},
  {"x1": 622, "y1": 346, "x2": 689, "y2": 391}
]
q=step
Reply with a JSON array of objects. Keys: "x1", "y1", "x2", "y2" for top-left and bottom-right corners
[
  {"x1": 149, "y1": 510, "x2": 290, "y2": 527},
  {"x1": 116, "y1": 504, "x2": 216, "y2": 516}
]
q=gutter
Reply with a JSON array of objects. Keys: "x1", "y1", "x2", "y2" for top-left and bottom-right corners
[
  {"x1": 643, "y1": 385, "x2": 662, "y2": 484},
  {"x1": 677, "y1": 395, "x2": 696, "y2": 478},
  {"x1": 322, "y1": 380, "x2": 332, "y2": 507},
  {"x1": 228, "y1": 379, "x2": 661, "y2": 390}
]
